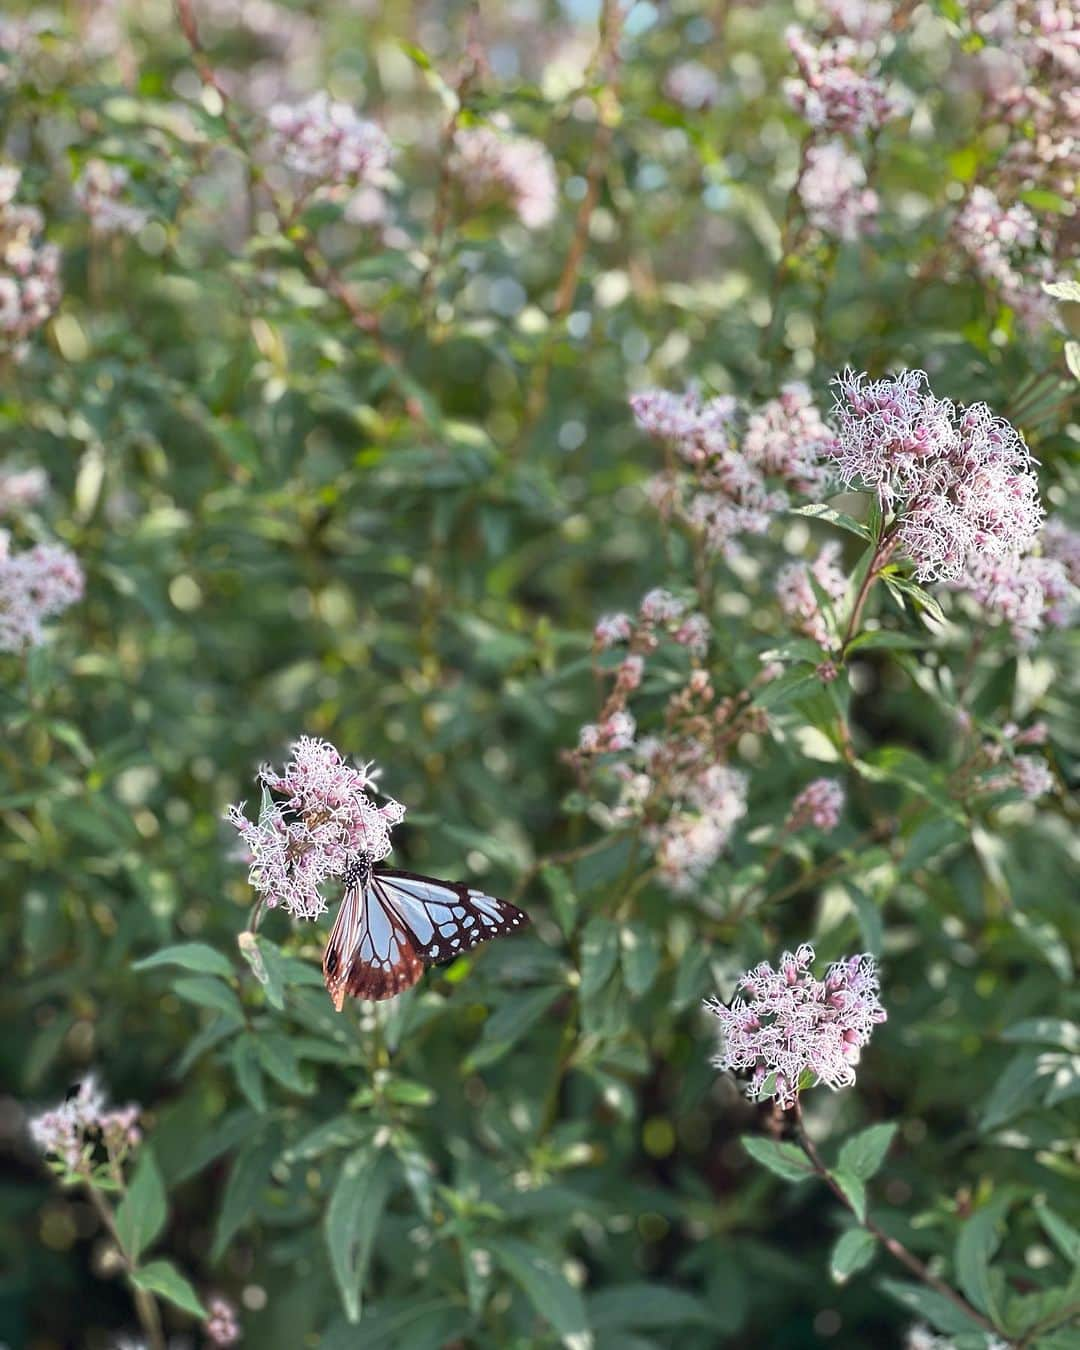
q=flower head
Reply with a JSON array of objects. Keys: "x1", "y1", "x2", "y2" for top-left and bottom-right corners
[
  {"x1": 205, "y1": 1296, "x2": 241, "y2": 1346},
  {"x1": 450, "y1": 124, "x2": 558, "y2": 228},
  {"x1": 29, "y1": 1074, "x2": 141, "y2": 1173},
  {"x1": 799, "y1": 141, "x2": 878, "y2": 241},
  {"x1": 664, "y1": 61, "x2": 722, "y2": 111},
  {"x1": 0, "y1": 165, "x2": 62, "y2": 355},
  {"x1": 706, "y1": 944, "x2": 886, "y2": 1109},
  {"x1": 829, "y1": 369, "x2": 1043, "y2": 581},
  {"x1": 0, "y1": 465, "x2": 48, "y2": 515},
  {"x1": 226, "y1": 736, "x2": 405, "y2": 919},
  {"x1": 267, "y1": 93, "x2": 392, "y2": 197},
  {"x1": 776, "y1": 541, "x2": 847, "y2": 648},
  {"x1": 785, "y1": 28, "x2": 897, "y2": 134},
  {"x1": 74, "y1": 160, "x2": 149, "y2": 236},
  {"x1": 788, "y1": 777, "x2": 845, "y2": 831},
  {"x1": 0, "y1": 538, "x2": 84, "y2": 652}
]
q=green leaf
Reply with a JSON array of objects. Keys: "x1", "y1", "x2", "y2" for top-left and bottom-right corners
[
  {"x1": 881, "y1": 572, "x2": 947, "y2": 627},
  {"x1": 465, "y1": 987, "x2": 561, "y2": 1070},
  {"x1": 114, "y1": 1147, "x2": 167, "y2": 1264},
  {"x1": 495, "y1": 1237, "x2": 589, "y2": 1340},
  {"x1": 742, "y1": 1136, "x2": 816, "y2": 1182},
  {"x1": 832, "y1": 1167, "x2": 867, "y2": 1222},
  {"x1": 1001, "y1": 1020, "x2": 1079, "y2": 1052},
  {"x1": 254, "y1": 1033, "x2": 313, "y2": 1094},
  {"x1": 237, "y1": 933, "x2": 287, "y2": 1010},
  {"x1": 844, "y1": 629, "x2": 924, "y2": 654},
  {"x1": 830, "y1": 1228, "x2": 877, "y2": 1283},
  {"x1": 955, "y1": 1193, "x2": 1012, "y2": 1322},
  {"x1": 326, "y1": 1147, "x2": 394, "y2": 1323},
  {"x1": 980, "y1": 1051, "x2": 1047, "y2": 1131},
  {"x1": 173, "y1": 976, "x2": 244, "y2": 1023},
  {"x1": 131, "y1": 1260, "x2": 206, "y2": 1319},
  {"x1": 211, "y1": 1129, "x2": 280, "y2": 1261},
  {"x1": 229, "y1": 1036, "x2": 266, "y2": 1113},
  {"x1": 753, "y1": 667, "x2": 818, "y2": 710},
  {"x1": 837, "y1": 1123, "x2": 897, "y2": 1183},
  {"x1": 541, "y1": 864, "x2": 577, "y2": 937},
  {"x1": 580, "y1": 916, "x2": 620, "y2": 1000},
  {"x1": 1066, "y1": 341, "x2": 1080, "y2": 384},
  {"x1": 789, "y1": 502, "x2": 872, "y2": 540},
  {"x1": 589, "y1": 1281, "x2": 710, "y2": 1328},
  {"x1": 283, "y1": 1115, "x2": 374, "y2": 1163},
  {"x1": 133, "y1": 943, "x2": 233, "y2": 979},
  {"x1": 621, "y1": 923, "x2": 662, "y2": 998},
  {"x1": 1033, "y1": 1197, "x2": 1080, "y2": 1265},
  {"x1": 879, "y1": 1278, "x2": 993, "y2": 1337}
]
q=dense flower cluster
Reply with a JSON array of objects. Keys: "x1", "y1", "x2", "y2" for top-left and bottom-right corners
[
  {"x1": 204, "y1": 1296, "x2": 242, "y2": 1346},
  {"x1": 449, "y1": 124, "x2": 558, "y2": 229},
  {"x1": 955, "y1": 543, "x2": 1072, "y2": 644},
  {"x1": 74, "y1": 159, "x2": 149, "y2": 236},
  {"x1": 829, "y1": 369, "x2": 1043, "y2": 581},
  {"x1": 267, "y1": 93, "x2": 392, "y2": 198},
  {"x1": 706, "y1": 944, "x2": 886, "y2": 1109},
  {"x1": 0, "y1": 166, "x2": 62, "y2": 355},
  {"x1": 226, "y1": 736, "x2": 404, "y2": 919},
  {"x1": 632, "y1": 384, "x2": 833, "y2": 558},
  {"x1": 952, "y1": 187, "x2": 1055, "y2": 331},
  {"x1": 29, "y1": 1075, "x2": 141, "y2": 1173},
  {"x1": 0, "y1": 465, "x2": 48, "y2": 515},
  {"x1": 785, "y1": 28, "x2": 896, "y2": 134},
  {"x1": 799, "y1": 140, "x2": 878, "y2": 241},
  {"x1": 776, "y1": 541, "x2": 848, "y2": 649},
  {"x1": 0, "y1": 536, "x2": 85, "y2": 653},
  {"x1": 787, "y1": 777, "x2": 845, "y2": 832}
]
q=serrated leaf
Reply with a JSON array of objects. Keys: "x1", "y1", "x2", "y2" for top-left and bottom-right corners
[
  {"x1": 495, "y1": 1237, "x2": 589, "y2": 1340},
  {"x1": 742, "y1": 1136, "x2": 816, "y2": 1182},
  {"x1": 955, "y1": 1192, "x2": 1012, "y2": 1321},
  {"x1": 131, "y1": 1260, "x2": 206, "y2": 1319},
  {"x1": 133, "y1": 943, "x2": 233, "y2": 979},
  {"x1": 326, "y1": 1147, "x2": 394, "y2": 1323},
  {"x1": 830, "y1": 1228, "x2": 877, "y2": 1282},
  {"x1": 114, "y1": 1148, "x2": 167, "y2": 1265},
  {"x1": 837, "y1": 1123, "x2": 897, "y2": 1183}
]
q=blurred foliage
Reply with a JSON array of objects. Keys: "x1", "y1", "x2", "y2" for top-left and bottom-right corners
[{"x1": 1, "y1": 1, "x2": 1078, "y2": 1348}]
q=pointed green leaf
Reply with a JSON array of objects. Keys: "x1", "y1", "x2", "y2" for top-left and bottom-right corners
[
  {"x1": 832, "y1": 1167, "x2": 867, "y2": 1222},
  {"x1": 173, "y1": 976, "x2": 244, "y2": 1023},
  {"x1": 837, "y1": 1123, "x2": 897, "y2": 1183},
  {"x1": 133, "y1": 943, "x2": 233, "y2": 979},
  {"x1": 742, "y1": 1136, "x2": 816, "y2": 1182},
  {"x1": 955, "y1": 1193, "x2": 1012, "y2": 1321},
  {"x1": 114, "y1": 1147, "x2": 167, "y2": 1265},
  {"x1": 830, "y1": 1228, "x2": 878, "y2": 1283},
  {"x1": 131, "y1": 1259, "x2": 206, "y2": 1319},
  {"x1": 211, "y1": 1129, "x2": 280, "y2": 1261},
  {"x1": 325, "y1": 1147, "x2": 394, "y2": 1323},
  {"x1": 495, "y1": 1237, "x2": 589, "y2": 1340}
]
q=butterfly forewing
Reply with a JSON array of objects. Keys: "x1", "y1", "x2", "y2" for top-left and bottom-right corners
[
  {"x1": 322, "y1": 865, "x2": 529, "y2": 1008},
  {"x1": 373, "y1": 867, "x2": 529, "y2": 965}
]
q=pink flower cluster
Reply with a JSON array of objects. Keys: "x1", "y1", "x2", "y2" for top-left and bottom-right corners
[
  {"x1": 799, "y1": 140, "x2": 878, "y2": 241},
  {"x1": 664, "y1": 61, "x2": 722, "y2": 111},
  {"x1": 787, "y1": 777, "x2": 845, "y2": 832},
  {"x1": 776, "y1": 541, "x2": 848, "y2": 649},
  {"x1": 450, "y1": 124, "x2": 558, "y2": 229},
  {"x1": 785, "y1": 27, "x2": 896, "y2": 135},
  {"x1": 0, "y1": 166, "x2": 62, "y2": 355},
  {"x1": 267, "y1": 93, "x2": 392, "y2": 197},
  {"x1": 0, "y1": 466, "x2": 48, "y2": 515},
  {"x1": 953, "y1": 187, "x2": 1056, "y2": 332},
  {"x1": 631, "y1": 384, "x2": 834, "y2": 558},
  {"x1": 0, "y1": 535, "x2": 85, "y2": 653},
  {"x1": 226, "y1": 736, "x2": 404, "y2": 919},
  {"x1": 29, "y1": 1075, "x2": 141, "y2": 1173},
  {"x1": 74, "y1": 159, "x2": 149, "y2": 236},
  {"x1": 829, "y1": 369, "x2": 1043, "y2": 581},
  {"x1": 955, "y1": 534, "x2": 1074, "y2": 645},
  {"x1": 706, "y1": 944, "x2": 886, "y2": 1109},
  {"x1": 642, "y1": 755, "x2": 748, "y2": 892},
  {"x1": 205, "y1": 1295, "x2": 242, "y2": 1346}
]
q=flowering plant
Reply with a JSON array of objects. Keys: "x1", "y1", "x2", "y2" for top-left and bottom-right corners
[{"x1": 3, "y1": 1, "x2": 1078, "y2": 1348}]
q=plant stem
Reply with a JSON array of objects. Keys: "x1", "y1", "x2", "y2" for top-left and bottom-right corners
[
  {"x1": 792, "y1": 1103, "x2": 998, "y2": 1338},
  {"x1": 842, "y1": 528, "x2": 898, "y2": 652},
  {"x1": 84, "y1": 1183, "x2": 166, "y2": 1350}
]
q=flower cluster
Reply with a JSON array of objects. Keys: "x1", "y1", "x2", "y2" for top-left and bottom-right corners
[
  {"x1": 74, "y1": 159, "x2": 149, "y2": 236},
  {"x1": 0, "y1": 465, "x2": 48, "y2": 515},
  {"x1": 0, "y1": 536, "x2": 85, "y2": 653},
  {"x1": 226, "y1": 736, "x2": 404, "y2": 919},
  {"x1": 205, "y1": 1296, "x2": 242, "y2": 1346},
  {"x1": 785, "y1": 28, "x2": 896, "y2": 135},
  {"x1": 0, "y1": 165, "x2": 62, "y2": 356},
  {"x1": 631, "y1": 384, "x2": 833, "y2": 558},
  {"x1": 829, "y1": 368, "x2": 1043, "y2": 581},
  {"x1": 449, "y1": 124, "x2": 558, "y2": 229},
  {"x1": 799, "y1": 140, "x2": 878, "y2": 241},
  {"x1": 776, "y1": 541, "x2": 848, "y2": 649},
  {"x1": 955, "y1": 543, "x2": 1072, "y2": 645},
  {"x1": 29, "y1": 1075, "x2": 141, "y2": 1174},
  {"x1": 953, "y1": 186, "x2": 1056, "y2": 332},
  {"x1": 787, "y1": 777, "x2": 845, "y2": 832},
  {"x1": 706, "y1": 944, "x2": 886, "y2": 1109},
  {"x1": 267, "y1": 93, "x2": 392, "y2": 198}
]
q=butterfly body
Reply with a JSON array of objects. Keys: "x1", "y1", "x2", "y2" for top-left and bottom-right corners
[{"x1": 323, "y1": 854, "x2": 529, "y2": 1008}]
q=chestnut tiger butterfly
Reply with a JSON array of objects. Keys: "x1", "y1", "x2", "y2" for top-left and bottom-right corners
[{"x1": 322, "y1": 852, "x2": 529, "y2": 1008}]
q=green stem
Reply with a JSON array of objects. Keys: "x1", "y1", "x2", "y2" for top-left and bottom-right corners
[
  {"x1": 842, "y1": 529, "x2": 898, "y2": 653},
  {"x1": 84, "y1": 1183, "x2": 166, "y2": 1350}
]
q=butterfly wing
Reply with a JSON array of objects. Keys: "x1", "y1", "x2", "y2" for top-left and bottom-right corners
[
  {"x1": 322, "y1": 879, "x2": 424, "y2": 1011},
  {"x1": 371, "y1": 868, "x2": 529, "y2": 966}
]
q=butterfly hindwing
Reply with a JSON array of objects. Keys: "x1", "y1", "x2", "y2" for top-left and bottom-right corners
[
  {"x1": 322, "y1": 879, "x2": 423, "y2": 1011},
  {"x1": 372, "y1": 868, "x2": 529, "y2": 967}
]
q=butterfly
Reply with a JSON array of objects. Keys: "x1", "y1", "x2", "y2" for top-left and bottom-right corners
[{"x1": 322, "y1": 852, "x2": 530, "y2": 1008}]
